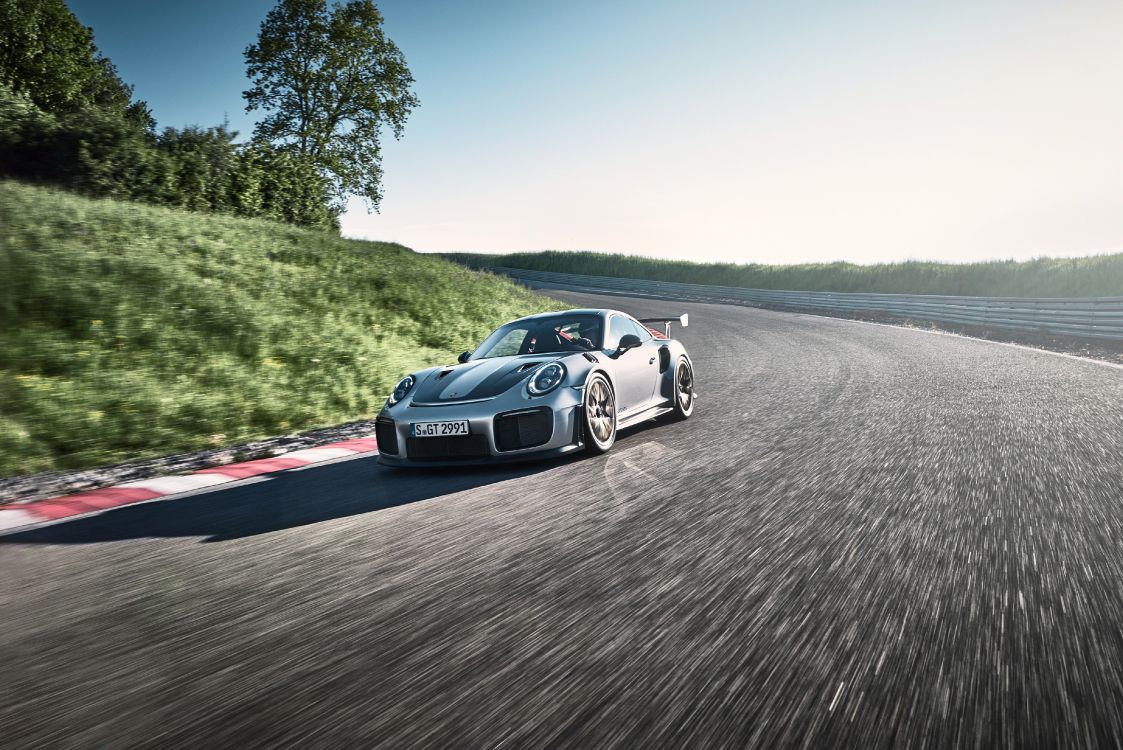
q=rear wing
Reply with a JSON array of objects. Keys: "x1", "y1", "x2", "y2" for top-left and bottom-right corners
[{"x1": 639, "y1": 314, "x2": 689, "y2": 339}]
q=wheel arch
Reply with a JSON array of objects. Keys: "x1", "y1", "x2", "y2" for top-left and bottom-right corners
[
  {"x1": 656, "y1": 343, "x2": 693, "y2": 402},
  {"x1": 581, "y1": 365, "x2": 617, "y2": 394}
]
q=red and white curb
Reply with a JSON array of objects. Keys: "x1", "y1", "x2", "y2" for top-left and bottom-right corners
[{"x1": 0, "y1": 436, "x2": 378, "y2": 536}]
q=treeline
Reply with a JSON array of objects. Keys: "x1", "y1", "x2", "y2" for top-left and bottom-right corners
[
  {"x1": 447, "y1": 250, "x2": 1123, "y2": 298},
  {"x1": 0, "y1": 0, "x2": 338, "y2": 231}
]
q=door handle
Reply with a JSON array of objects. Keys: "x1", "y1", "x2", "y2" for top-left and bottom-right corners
[{"x1": 649, "y1": 356, "x2": 656, "y2": 364}]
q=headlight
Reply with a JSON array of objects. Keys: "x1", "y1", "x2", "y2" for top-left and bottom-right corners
[
  {"x1": 387, "y1": 375, "x2": 415, "y2": 405},
  {"x1": 527, "y1": 362, "x2": 566, "y2": 396}
]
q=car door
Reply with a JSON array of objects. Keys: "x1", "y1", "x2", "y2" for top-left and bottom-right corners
[
  {"x1": 625, "y1": 316, "x2": 661, "y2": 407},
  {"x1": 604, "y1": 314, "x2": 657, "y2": 415}
]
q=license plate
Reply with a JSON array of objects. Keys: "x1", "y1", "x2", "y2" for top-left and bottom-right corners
[{"x1": 410, "y1": 420, "x2": 470, "y2": 438}]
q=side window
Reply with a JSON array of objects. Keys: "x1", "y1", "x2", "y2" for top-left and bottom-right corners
[
  {"x1": 627, "y1": 317, "x2": 653, "y2": 342},
  {"x1": 489, "y1": 328, "x2": 528, "y2": 357},
  {"x1": 604, "y1": 315, "x2": 631, "y2": 350}
]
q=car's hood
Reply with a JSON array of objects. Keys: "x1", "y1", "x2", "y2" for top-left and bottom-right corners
[{"x1": 411, "y1": 354, "x2": 565, "y2": 404}]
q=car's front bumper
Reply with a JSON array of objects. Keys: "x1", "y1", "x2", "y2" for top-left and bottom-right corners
[
  {"x1": 376, "y1": 387, "x2": 585, "y2": 468},
  {"x1": 377, "y1": 440, "x2": 584, "y2": 468}
]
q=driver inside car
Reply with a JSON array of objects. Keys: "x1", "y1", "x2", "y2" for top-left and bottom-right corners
[
  {"x1": 561, "y1": 320, "x2": 600, "y2": 351},
  {"x1": 525, "y1": 320, "x2": 601, "y2": 354}
]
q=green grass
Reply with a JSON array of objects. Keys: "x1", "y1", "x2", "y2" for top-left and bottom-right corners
[
  {"x1": 447, "y1": 250, "x2": 1123, "y2": 298},
  {"x1": 0, "y1": 181, "x2": 561, "y2": 476}
]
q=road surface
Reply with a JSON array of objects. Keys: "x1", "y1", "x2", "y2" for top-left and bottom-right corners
[{"x1": 3, "y1": 289, "x2": 1123, "y2": 748}]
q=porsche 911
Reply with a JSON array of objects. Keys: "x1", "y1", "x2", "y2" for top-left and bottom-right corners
[{"x1": 376, "y1": 308, "x2": 695, "y2": 466}]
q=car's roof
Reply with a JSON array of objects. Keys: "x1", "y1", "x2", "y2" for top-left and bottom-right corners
[{"x1": 510, "y1": 308, "x2": 615, "y2": 324}]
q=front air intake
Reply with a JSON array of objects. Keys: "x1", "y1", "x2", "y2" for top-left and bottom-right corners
[
  {"x1": 494, "y1": 407, "x2": 553, "y2": 451},
  {"x1": 406, "y1": 435, "x2": 490, "y2": 460}
]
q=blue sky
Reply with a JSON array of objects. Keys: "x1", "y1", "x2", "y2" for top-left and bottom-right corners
[{"x1": 69, "y1": 0, "x2": 1122, "y2": 264}]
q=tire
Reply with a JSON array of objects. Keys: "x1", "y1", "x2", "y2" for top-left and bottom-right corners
[
  {"x1": 669, "y1": 357, "x2": 695, "y2": 421},
  {"x1": 582, "y1": 373, "x2": 616, "y2": 454}
]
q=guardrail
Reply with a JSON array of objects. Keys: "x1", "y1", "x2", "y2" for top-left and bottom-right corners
[{"x1": 487, "y1": 267, "x2": 1123, "y2": 341}]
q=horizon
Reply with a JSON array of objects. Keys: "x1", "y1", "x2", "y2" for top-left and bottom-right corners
[
  {"x1": 69, "y1": 0, "x2": 1122, "y2": 266},
  {"x1": 442, "y1": 246, "x2": 1123, "y2": 268}
]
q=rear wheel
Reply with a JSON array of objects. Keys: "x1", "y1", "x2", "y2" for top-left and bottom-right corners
[
  {"x1": 583, "y1": 374, "x2": 616, "y2": 454},
  {"x1": 669, "y1": 357, "x2": 695, "y2": 420}
]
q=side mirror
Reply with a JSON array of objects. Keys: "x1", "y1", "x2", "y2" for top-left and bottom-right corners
[
  {"x1": 457, "y1": 351, "x2": 471, "y2": 364},
  {"x1": 613, "y1": 334, "x2": 642, "y2": 357}
]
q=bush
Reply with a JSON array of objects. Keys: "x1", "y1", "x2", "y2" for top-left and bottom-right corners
[{"x1": 0, "y1": 84, "x2": 340, "y2": 231}]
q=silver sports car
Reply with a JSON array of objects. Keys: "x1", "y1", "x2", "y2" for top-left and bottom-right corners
[{"x1": 376, "y1": 308, "x2": 695, "y2": 466}]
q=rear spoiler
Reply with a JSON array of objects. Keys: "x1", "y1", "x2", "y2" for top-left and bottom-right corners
[{"x1": 638, "y1": 314, "x2": 689, "y2": 339}]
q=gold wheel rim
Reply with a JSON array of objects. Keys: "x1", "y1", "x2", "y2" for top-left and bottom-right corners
[
  {"x1": 677, "y1": 363, "x2": 693, "y2": 410},
  {"x1": 587, "y1": 379, "x2": 615, "y2": 443}
]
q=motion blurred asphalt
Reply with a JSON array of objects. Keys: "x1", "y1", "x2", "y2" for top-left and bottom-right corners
[{"x1": 3, "y1": 290, "x2": 1123, "y2": 748}]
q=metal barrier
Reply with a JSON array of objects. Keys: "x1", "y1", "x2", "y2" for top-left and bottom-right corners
[{"x1": 487, "y1": 267, "x2": 1123, "y2": 341}]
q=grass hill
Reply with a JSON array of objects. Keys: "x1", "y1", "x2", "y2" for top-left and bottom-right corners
[
  {"x1": 0, "y1": 181, "x2": 560, "y2": 476},
  {"x1": 447, "y1": 250, "x2": 1123, "y2": 298}
]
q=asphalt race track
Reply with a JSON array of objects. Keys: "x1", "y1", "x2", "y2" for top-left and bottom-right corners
[{"x1": 4, "y1": 289, "x2": 1123, "y2": 748}]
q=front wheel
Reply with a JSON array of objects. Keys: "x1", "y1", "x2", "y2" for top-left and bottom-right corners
[
  {"x1": 669, "y1": 357, "x2": 695, "y2": 420},
  {"x1": 582, "y1": 374, "x2": 616, "y2": 454}
]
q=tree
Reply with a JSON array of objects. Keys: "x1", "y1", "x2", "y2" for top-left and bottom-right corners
[
  {"x1": 0, "y1": 0, "x2": 142, "y2": 119},
  {"x1": 159, "y1": 124, "x2": 240, "y2": 212},
  {"x1": 0, "y1": 0, "x2": 339, "y2": 230},
  {"x1": 243, "y1": 0, "x2": 418, "y2": 211}
]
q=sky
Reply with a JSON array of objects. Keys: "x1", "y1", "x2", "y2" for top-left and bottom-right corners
[{"x1": 69, "y1": 0, "x2": 1122, "y2": 265}]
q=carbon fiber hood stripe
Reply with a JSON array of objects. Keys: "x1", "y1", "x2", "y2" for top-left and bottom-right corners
[{"x1": 411, "y1": 355, "x2": 563, "y2": 403}]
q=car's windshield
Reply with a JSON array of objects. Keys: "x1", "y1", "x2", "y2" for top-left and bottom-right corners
[{"x1": 472, "y1": 314, "x2": 603, "y2": 359}]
